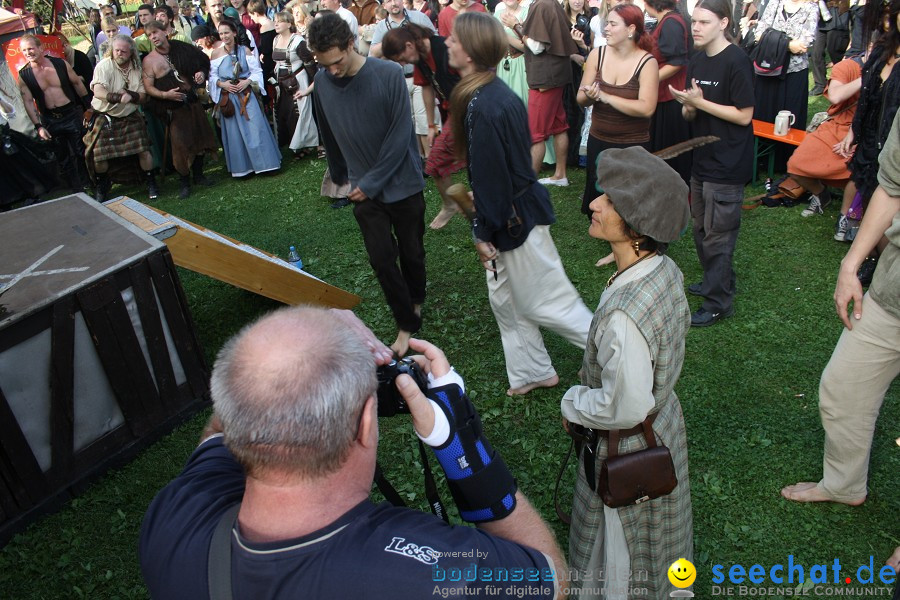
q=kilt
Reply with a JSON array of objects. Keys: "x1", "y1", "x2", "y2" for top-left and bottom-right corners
[{"x1": 92, "y1": 111, "x2": 151, "y2": 163}]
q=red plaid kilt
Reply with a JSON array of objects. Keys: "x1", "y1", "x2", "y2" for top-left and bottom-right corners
[{"x1": 92, "y1": 111, "x2": 151, "y2": 163}]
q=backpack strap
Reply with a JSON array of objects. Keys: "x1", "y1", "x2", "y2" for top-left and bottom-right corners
[{"x1": 208, "y1": 504, "x2": 240, "y2": 600}]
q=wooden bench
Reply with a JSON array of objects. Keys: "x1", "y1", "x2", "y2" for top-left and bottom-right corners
[{"x1": 752, "y1": 119, "x2": 807, "y2": 184}]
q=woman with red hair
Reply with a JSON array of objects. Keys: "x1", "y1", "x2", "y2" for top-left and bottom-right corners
[{"x1": 576, "y1": 3, "x2": 658, "y2": 264}]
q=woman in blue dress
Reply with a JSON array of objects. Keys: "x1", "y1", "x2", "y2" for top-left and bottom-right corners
[{"x1": 209, "y1": 20, "x2": 282, "y2": 177}]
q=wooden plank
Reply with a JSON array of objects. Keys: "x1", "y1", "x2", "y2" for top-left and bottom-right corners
[
  {"x1": 48, "y1": 297, "x2": 75, "y2": 485},
  {"x1": 70, "y1": 427, "x2": 132, "y2": 474},
  {"x1": 99, "y1": 272, "x2": 165, "y2": 425},
  {"x1": 0, "y1": 308, "x2": 51, "y2": 354},
  {"x1": 0, "y1": 451, "x2": 24, "y2": 517},
  {"x1": 0, "y1": 478, "x2": 9, "y2": 523},
  {"x1": 128, "y1": 260, "x2": 181, "y2": 410},
  {"x1": 75, "y1": 278, "x2": 157, "y2": 437},
  {"x1": 0, "y1": 387, "x2": 49, "y2": 506},
  {"x1": 106, "y1": 198, "x2": 360, "y2": 309},
  {"x1": 146, "y1": 252, "x2": 209, "y2": 401},
  {"x1": 157, "y1": 251, "x2": 209, "y2": 402}
]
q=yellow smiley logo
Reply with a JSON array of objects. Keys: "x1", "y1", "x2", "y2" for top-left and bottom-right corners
[{"x1": 668, "y1": 558, "x2": 696, "y2": 588}]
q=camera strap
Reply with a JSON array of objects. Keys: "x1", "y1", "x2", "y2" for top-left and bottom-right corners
[
  {"x1": 418, "y1": 439, "x2": 449, "y2": 523},
  {"x1": 373, "y1": 441, "x2": 449, "y2": 523},
  {"x1": 373, "y1": 462, "x2": 406, "y2": 508}
]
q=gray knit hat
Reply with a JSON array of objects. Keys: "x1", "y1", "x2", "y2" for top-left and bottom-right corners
[{"x1": 596, "y1": 146, "x2": 690, "y2": 243}]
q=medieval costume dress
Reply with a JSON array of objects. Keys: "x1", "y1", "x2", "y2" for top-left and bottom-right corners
[
  {"x1": 145, "y1": 40, "x2": 218, "y2": 180},
  {"x1": 563, "y1": 254, "x2": 692, "y2": 600},
  {"x1": 209, "y1": 45, "x2": 281, "y2": 177},
  {"x1": 787, "y1": 57, "x2": 862, "y2": 187},
  {"x1": 272, "y1": 33, "x2": 318, "y2": 152},
  {"x1": 493, "y1": 0, "x2": 531, "y2": 105}
]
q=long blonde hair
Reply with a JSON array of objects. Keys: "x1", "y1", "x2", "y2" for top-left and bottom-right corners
[{"x1": 448, "y1": 12, "x2": 507, "y2": 159}]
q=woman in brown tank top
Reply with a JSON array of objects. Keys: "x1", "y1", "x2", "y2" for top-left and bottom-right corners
[{"x1": 576, "y1": 3, "x2": 658, "y2": 241}]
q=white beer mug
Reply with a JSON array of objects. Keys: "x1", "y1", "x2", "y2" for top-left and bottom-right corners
[{"x1": 774, "y1": 110, "x2": 795, "y2": 136}]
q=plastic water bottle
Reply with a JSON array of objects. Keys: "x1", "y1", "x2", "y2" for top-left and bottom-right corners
[{"x1": 288, "y1": 245, "x2": 303, "y2": 270}]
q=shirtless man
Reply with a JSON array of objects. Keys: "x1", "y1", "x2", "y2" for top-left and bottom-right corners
[
  {"x1": 17, "y1": 34, "x2": 91, "y2": 193},
  {"x1": 142, "y1": 21, "x2": 218, "y2": 198}
]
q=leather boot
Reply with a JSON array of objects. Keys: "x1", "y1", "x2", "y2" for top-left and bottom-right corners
[
  {"x1": 192, "y1": 156, "x2": 212, "y2": 186},
  {"x1": 179, "y1": 175, "x2": 191, "y2": 199},
  {"x1": 146, "y1": 171, "x2": 159, "y2": 200},
  {"x1": 95, "y1": 173, "x2": 111, "y2": 202}
]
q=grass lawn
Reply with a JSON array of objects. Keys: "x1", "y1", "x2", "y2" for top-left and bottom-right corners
[{"x1": 0, "y1": 125, "x2": 897, "y2": 597}]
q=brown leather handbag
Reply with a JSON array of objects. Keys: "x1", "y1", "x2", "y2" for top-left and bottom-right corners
[
  {"x1": 218, "y1": 89, "x2": 235, "y2": 118},
  {"x1": 598, "y1": 416, "x2": 677, "y2": 508}
]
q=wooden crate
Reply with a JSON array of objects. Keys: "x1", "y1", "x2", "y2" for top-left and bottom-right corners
[{"x1": 0, "y1": 194, "x2": 209, "y2": 544}]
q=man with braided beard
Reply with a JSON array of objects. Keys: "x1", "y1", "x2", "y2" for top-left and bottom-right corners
[
  {"x1": 142, "y1": 20, "x2": 217, "y2": 198},
  {"x1": 89, "y1": 35, "x2": 157, "y2": 201}
]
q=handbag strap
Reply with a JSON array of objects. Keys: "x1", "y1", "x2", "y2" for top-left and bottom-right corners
[
  {"x1": 608, "y1": 414, "x2": 658, "y2": 458},
  {"x1": 640, "y1": 417, "x2": 658, "y2": 448},
  {"x1": 824, "y1": 100, "x2": 858, "y2": 121},
  {"x1": 607, "y1": 429, "x2": 620, "y2": 458},
  {"x1": 553, "y1": 439, "x2": 576, "y2": 525}
]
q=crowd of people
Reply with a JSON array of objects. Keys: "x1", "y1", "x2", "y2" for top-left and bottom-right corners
[
  {"x1": 3, "y1": 0, "x2": 894, "y2": 311},
  {"x1": 2, "y1": 0, "x2": 898, "y2": 597}
]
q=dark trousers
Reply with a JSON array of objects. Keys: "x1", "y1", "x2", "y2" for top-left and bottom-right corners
[
  {"x1": 690, "y1": 178, "x2": 743, "y2": 313},
  {"x1": 352, "y1": 191, "x2": 426, "y2": 333},
  {"x1": 810, "y1": 27, "x2": 850, "y2": 92},
  {"x1": 44, "y1": 103, "x2": 88, "y2": 191}
]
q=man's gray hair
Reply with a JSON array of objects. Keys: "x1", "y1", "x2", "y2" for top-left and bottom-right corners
[
  {"x1": 211, "y1": 306, "x2": 378, "y2": 479},
  {"x1": 106, "y1": 34, "x2": 141, "y2": 71}
]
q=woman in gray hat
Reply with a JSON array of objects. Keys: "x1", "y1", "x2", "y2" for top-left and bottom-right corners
[{"x1": 561, "y1": 146, "x2": 693, "y2": 599}]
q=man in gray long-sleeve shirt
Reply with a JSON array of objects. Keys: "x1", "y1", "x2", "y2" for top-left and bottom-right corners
[{"x1": 309, "y1": 13, "x2": 427, "y2": 356}]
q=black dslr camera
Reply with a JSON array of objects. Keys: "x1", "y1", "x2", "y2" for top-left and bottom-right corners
[
  {"x1": 574, "y1": 13, "x2": 591, "y2": 36},
  {"x1": 376, "y1": 358, "x2": 429, "y2": 417}
]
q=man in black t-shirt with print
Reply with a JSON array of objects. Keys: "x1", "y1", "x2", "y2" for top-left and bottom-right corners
[{"x1": 670, "y1": 0, "x2": 754, "y2": 327}]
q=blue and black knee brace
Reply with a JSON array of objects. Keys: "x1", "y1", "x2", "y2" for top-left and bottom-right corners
[{"x1": 427, "y1": 384, "x2": 517, "y2": 523}]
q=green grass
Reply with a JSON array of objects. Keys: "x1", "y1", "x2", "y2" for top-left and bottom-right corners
[{"x1": 0, "y1": 142, "x2": 897, "y2": 597}]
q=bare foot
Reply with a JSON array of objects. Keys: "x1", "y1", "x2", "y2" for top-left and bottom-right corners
[
  {"x1": 780, "y1": 482, "x2": 865, "y2": 506},
  {"x1": 507, "y1": 374, "x2": 559, "y2": 396},
  {"x1": 595, "y1": 252, "x2": 615, "y2": 267},
  {"x1": 390, "y1": 330, "x2": 411, "y2": 357},
  {"x1": 885, "y1": 546, "x2": 900, "y2": 571},
  {"x1": 429, "y1": 206, "x2": 459, "y2": 230}
]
